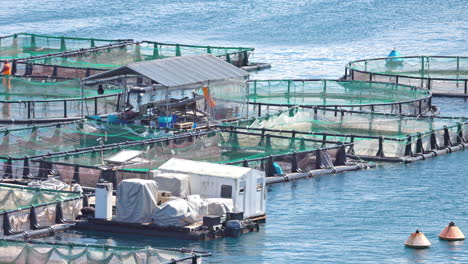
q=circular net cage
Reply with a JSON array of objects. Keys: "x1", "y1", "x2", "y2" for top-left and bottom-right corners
[
  {"x1": 346, "y1": 56, "x2": 468, "y2": 96},
  {"x1": 0, "y1": 76, "x2": 124, "y2": 122},
  {"x1": 246, "y1": 80, "x2": 432, "y2": 115}
]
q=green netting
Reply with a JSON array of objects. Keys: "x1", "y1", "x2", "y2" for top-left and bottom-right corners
[
  {"x1": 0, "y1": 240, "x2": 197, "y2": 264},
  {"x1": 223, "y1": 107, "x2": 468, "y2": 158},
  {"x1": 0, "y1": 33, "x2": 127, "y2": 60},
  {"x1": 0, "y1": 120, "x2": 174, "y2": 159},
  {"x1": 347, "y1": 56, "x2": 468, "y2": 95},
  {"x1": 41, "y1": 130, "x2": 329, "y2": 171},
  {"x1": 0, "y1": 183, "x2": 80, "y2": 211},
  {"x1": 348, "y1": 56, "x2": 468, "y2": 80},
  {"x1": 0, "y1": 77, "x2": 122, "y2": 101},
  {"x1": 247, "y1": 80, "x2": 430, "y2": 107},
  {"x1": 25, "y1": 41, "x2": 253, "y2": 70}
]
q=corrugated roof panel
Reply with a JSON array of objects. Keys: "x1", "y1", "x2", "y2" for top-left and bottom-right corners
[{"x1": 122, "y1": 54, "x2": 250, "y2": 88}]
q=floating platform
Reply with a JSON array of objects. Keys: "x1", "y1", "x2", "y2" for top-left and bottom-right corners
[{"x1": 75, "y1": 217, "x2": 261, "y2": 241}]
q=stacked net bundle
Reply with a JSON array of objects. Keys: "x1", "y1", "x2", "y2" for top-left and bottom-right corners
[
  {"x1": 347, "y1": 56, "x2": 468, "y2": 95},
  {"x1": 246, "y1": 80, "x2": 431, "y2": 115},
  {"x1": 224, "y1": 107, "x2": 468, "y2": 158},
  {"x1": 0, "y1": 77, "x2": 123, "y2": 121},
  {"x1": 0, "y1": 33, "x2": 127, "y2": 60},
  {"x1": 0, "y1": 240, "x2": 199, "y2": 264}
]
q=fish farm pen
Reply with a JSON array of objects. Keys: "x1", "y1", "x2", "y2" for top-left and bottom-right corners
[
  {"x1": 222, "y1": 107, "x2": 468, "y2": 162},
  {"x1": 0, "y1": 76, "x2": 124, "y2": 123},
  {"x1": 0, "y1": 240, "x2": 210, "y2": 263},
  {"x1": 245, "y1": 80, "x2": 433, "y2": 115},
  {"x1": 345, "y1": 56, "x2": 468, "y2": 97},
  {"x1": 0, "y1": 183, "x2": 84, "y2": 237},
  {"x1": 0, "y1": 119, "x2": 182, "y2": 179},
  {"x1": 0, "y1": 33, "x2": 128, "y2": 60},
  {"x1": 28, "y1": 130, "x2": 357, "y2": 188},
  {"x1": 9, "y1": 39, "x2": 254, "y2": 79}
]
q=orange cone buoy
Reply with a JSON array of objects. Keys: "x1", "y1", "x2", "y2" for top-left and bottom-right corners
[
  {"x1": 439, "y1": 222, "x2": 465, "y2": 241},
  {"x1": 405, "y1": 229, "x2": 431, "y2": 248}
]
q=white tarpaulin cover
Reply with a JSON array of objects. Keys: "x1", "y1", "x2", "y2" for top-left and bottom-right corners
[
  {"x1": 153, "y1": 172, "x2": 191, "y2": 198},
  {"x1": 115, "y1": 179, "x2": 158, "y2": 223},
  {"x1": 205, "y1": 198, "x2": 234, "y2": 217},
  {"x1": 152, "y1": 198, "x2": 198, "y2": 227}
]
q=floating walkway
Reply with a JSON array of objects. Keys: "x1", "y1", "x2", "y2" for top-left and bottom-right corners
[{"x1": 346, "y1": 56, "x2": 468, "y2": 97}]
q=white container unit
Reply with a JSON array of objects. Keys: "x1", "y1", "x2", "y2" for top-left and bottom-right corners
[
  {"x1": 95, "y1": 182, "x2": 113, "y2": 220},
  {"x1": 152, "y1": 158, "x2": 266, "y2": 218}
]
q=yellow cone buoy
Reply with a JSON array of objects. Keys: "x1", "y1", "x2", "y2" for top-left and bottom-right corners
[
  {"x1": 439, "y1": 222, "x2": 465, "y2": 241},
  {"x1": 405, "y1": 229, "x2": 431, "y2": 248}
]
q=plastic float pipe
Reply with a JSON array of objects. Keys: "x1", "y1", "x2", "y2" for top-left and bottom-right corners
[
  {"x1": 404, "y1": 229, "x2": 431, "y2": 249},
  {"x1": 265, "y1": 164, "x2": 374, "y2": 185},
  {"x1": 439, "y1": 222, "x2": 465, "y2": 241},
  {"x1": 6, "y1": 223, "x2": 76, "y2": 240}
]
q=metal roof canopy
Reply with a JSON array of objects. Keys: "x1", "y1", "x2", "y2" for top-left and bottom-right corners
[{"x1": 83, "y1": 54, "x2": 250, "y2": 89}]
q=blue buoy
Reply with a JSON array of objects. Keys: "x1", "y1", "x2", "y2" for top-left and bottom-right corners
[
  {"x1": 386, "y1": 49, "x2": 403, "y2": 63},
  {"x1": 273, "y1": 162, "x2": 283, "y2": 175}
]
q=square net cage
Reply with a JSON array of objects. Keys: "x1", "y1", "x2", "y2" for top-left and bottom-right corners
[
  {"x1": 16, "y1": 41, "x2": 254, "y2": 79},
  {"x1": 0, "y1": 183, "x2": 83, "y2": 235},
  {"x1": 223, "y1": 107, "x2": 468, "y2": 159},
  {"x1": 0, "y1": 33, "x2": 129, "y2": 60},
  {"x1": 0, "y1": 76, "x2": 124, "y2": 121},
  {"x1": 346, "y1": 56, "x2": 468, "y2": 96},
  {"x1": 245, "y1": 80, "x2": 432, "y2": 115},
  {"x1": 33, "y1": 130, "x2": 350, "y2": 187},
  {"x1": 0, "y1": 240, "x2": 205, "y2": 264},
  {"x1": 0, "y1": 120, "x2": 179, "y2": 179}
]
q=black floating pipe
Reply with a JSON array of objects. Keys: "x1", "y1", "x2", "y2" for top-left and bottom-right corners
[
  {"x1": 415, "y1": 133, "x2": 424, "y2": 154},
  {"x1": 3, "y1": 158, "x2": 13, "y2": 179},
  {"x1": 315, "y1": 149, "x2": 322, "y2": 169},
  {"x1": 430, "y1": 130, "x2": 438, "y2": 150},
  {"x1": 265, "y1": 156, "x2": 274, "y2": 177},
  {"x1": 457, "y1": 123, "x2": 464, "y2": 144},
  {"x1": 334, "y1": 145, "x2": 347, "y2": 166},
  {"x1": 376, "y1": 137, "x2": 385, "y2": 158},
  {"x1": 404, "y1": 135, "x2": 413, "y2": 156},
  {"x1": 55, "y1": 202, "x2": 65, "y2": 224},
  {"x1": 347, "y1": 136, "x2": 355, "y2": 155},
  {"x1": 73, "y1": 165, "x2": 80, "y2": 184},
  {"x1": 23, "y1": 157, "x2": 31, "y2": 178},
  {"x1": 443, "y1": 127, "x2": 452, "y2": 147},
  {"x1": 30, "y1": 206, "x2": 40, "y2": 230},
  {"x1": 3, "y1": 212, "x2": 14, "y2": 236},
  {"x1": 291, "y1": 152, "x2": 299, "y2": 173}
]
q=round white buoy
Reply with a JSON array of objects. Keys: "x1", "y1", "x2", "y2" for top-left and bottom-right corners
[
  {"x1": 405, "y1": 229, "x2": 431, "y2": 249},
  {"x1": 439, "y1": 222, "x2": 465, "y2": 241}
]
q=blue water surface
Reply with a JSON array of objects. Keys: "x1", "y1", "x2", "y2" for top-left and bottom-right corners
[{"x1": 2, "y1": 0, "x2": 468, "y2": 263}]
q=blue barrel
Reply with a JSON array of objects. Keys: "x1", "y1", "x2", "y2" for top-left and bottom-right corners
[{"x1": 225, "y1": 220, "x2": 242, "y2": 238}]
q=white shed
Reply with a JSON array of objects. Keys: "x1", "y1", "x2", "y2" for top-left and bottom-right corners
[{"x1": 151, "y1": 158, "x2": 266, "y2": 218}]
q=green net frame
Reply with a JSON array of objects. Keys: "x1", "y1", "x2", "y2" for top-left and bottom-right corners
[
  {"x1": 246, "y1": 80, "x2": 432, "y2": 115},
  {"x1": 0, "y1": 33, "x2": 130, "y2": 60},
  {"x1": 0, "y1": 76, "x2": 124, "y2": 122},
  {"x1": 223, "y1": 107, "x2": 468, "y2": 159},
  {"x1": 346, "y1": 56, "x2": 468, "y2": 96}
]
